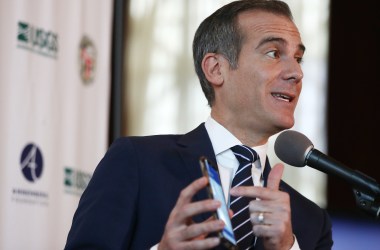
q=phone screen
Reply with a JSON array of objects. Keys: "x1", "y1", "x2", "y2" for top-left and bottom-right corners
[{"x1": 200, "y1": 157, "x2": 236, "y2": 247}]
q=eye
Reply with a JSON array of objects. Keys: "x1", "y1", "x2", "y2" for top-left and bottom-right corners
[
  {"x1": 295, "y1": 56, "x2": 304, "y2": 64},
  {"x1": 266, "y1": 50, "x2": 279, "y2": 59}
]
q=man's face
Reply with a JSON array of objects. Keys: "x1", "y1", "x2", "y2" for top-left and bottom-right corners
[{"x1": 218, "y1": 10, "x2": 304, "y2": 139}]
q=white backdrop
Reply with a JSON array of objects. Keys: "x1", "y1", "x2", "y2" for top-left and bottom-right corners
[{"x1": 0, "y1": 0, "x2": 113, "y2": 249}]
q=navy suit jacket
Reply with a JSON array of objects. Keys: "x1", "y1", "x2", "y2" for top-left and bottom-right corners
[{"x1": 65, "y1": 124, "x2": 333, "y2": 250}]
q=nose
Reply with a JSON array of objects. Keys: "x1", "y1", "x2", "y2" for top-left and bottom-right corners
[{"x1": 282, "y1": 61, "x2": 303, "y2": 83}]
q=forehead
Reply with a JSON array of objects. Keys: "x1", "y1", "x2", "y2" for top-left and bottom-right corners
[{"x1": 237, "y1": 10, "x2": 302, "y2": 44}]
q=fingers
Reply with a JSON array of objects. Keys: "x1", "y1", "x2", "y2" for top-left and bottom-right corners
[
  {"x1": 248, "y1": 193, "x2": 293, "y2": 249},
  {"x1": 249, "y1": 202, "x2": 290, "y2": 226},
  {"x1": 159, "y1": 177, "x2": 226, "y2": 250},
  {"x1": 173, "y1": 237, "x2": 221, "y2": 250},
  {"x1": 228, "y1": 209, "x2": 234, "y2": 218},
  {"x1": 230, "y1": 186, "x2": 279, "y2": 200},
  {"x1": 267, "y1": 163, "x2": 284, "y2": 190},
  {"x1": 175, "y1": 176, "x2": 208, "y2": 208},
  {"x1": 247, "y1": 191, "x2": 290, "y2": 231},
  {"x1": 185, "y1": 219, "x2": 224, "y2": 239},
  {"x1": 249, "y1": 198, "x2": 290, "y2": 215},
  {"x1": 171, "y1": 177, "x2": 220, "y2": 226},
  {"x1": 229, "y1": 163, "x2": 285, "y2": 199},
  {"x1": 250, "y1": 210, "x2": 294, "y2": 249},
  {"x1": 162, "y1": 209, "x2": 224, "y2": 249},
  {"x1": 175, "y1": 199, "x2": 221, "y2": 224}
]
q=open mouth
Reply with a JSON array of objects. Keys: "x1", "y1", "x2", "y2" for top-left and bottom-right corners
[{"x1": 271, "y1": 93, "x2": 294, "y2": 102}]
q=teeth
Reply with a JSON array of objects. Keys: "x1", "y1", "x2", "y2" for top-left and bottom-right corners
[{"x1": 272, "y1": 93, "x2": 290, "y2": 102}]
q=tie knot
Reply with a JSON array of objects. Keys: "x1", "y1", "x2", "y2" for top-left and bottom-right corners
[{"x1": 231, "y1": 145, "x2": 259, "y2": 164}]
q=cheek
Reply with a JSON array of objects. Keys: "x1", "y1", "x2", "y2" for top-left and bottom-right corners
[
  {"x1": 293, "y1": 83, "x2": 303, "y2": 104},
  {"x1": 231, "y1": 67, "x2": 268, "y2": 107}
]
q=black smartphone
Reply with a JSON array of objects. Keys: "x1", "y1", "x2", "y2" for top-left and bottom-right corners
[{"x1": 199, "y1": 157, "x2": 237, "y2": 249}]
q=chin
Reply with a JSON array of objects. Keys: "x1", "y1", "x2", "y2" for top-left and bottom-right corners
[{"x1": 274, "y1": 117, "x2": 295, "y2": 132}]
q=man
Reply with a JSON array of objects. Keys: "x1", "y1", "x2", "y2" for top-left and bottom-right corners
[{"x1": 65, "y1": 0, "x2": 333, "y2": 249}]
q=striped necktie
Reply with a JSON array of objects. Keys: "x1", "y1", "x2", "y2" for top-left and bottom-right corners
[{"x1": 230, "y1": 145, "x2": 259, "y2": 250}]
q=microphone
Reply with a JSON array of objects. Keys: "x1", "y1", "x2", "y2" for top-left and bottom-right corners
[{"x1": 274, "y1": 130, "x2": 380, "y2": 196}]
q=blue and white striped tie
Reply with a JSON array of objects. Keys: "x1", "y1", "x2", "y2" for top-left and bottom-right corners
[{"x1": 230, "y1": 145, "x2": 259, "y2": 250}]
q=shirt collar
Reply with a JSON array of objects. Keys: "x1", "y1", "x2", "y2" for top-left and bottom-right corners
[{"x1": 204, "y1": 116, "x2": 268, "y2": 162}]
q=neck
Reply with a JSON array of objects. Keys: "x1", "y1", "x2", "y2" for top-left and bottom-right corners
[{"x1": 210, "y1": 111, "x2": 270, "y2": 147}]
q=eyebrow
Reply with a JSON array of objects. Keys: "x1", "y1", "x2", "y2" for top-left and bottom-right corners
[{"x1": 256, "y1": 36, "x2": 306, "y2": 53}]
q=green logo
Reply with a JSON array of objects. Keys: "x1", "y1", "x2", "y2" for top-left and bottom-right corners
[
  {"x1": 17, "y1": 21, "x2": 29, "y2": 42},
  {"x1": 64, "y1": 167, "x2": 92, "y2": 195},
  {"x1": 17, "y1": 21, "x2": 59, "y2": 59}
]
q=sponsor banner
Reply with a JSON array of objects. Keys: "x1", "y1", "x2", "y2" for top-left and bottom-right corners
[{"x1": 0, "y1": 0, "x2": 113, "y2": 249}]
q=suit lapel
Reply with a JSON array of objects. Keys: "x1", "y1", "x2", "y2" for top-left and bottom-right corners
[
  {"x1": 263, "y1": 156, "x2": 272, "y2": 187},
  {"x1": 176, "y1": 123, "x2": 217, "y2": 222}
]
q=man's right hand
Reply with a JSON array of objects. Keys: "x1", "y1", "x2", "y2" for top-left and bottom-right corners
[{"x1": 158, "y1": 176, "x2": 225, "y2": 250}]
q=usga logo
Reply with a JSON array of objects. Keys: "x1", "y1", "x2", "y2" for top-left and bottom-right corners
[
  {"x1": 79, "y1": 35, "x2": 97, "y2": 84},
  {"x1": 64, "y1": 167, "x2": 92, "y2": 196},
  {"x1": 17, "y1": 21, "x2": 58, "y2": 59}
]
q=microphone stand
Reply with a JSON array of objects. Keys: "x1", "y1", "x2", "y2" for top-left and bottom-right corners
[
  {"x1": 353, "y1": 188, "x2": 380, "y2": 219},
  {"x1": 307, "y1": 152, "x2": 380, "y2": 218},
  {"x1": 350, "y1": 170, "x2": 380, "y2": 219}
]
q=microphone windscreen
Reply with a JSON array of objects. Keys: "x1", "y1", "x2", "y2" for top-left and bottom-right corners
[{"x1": 274, "y1": 130, "x2": 314, "y2": 167}]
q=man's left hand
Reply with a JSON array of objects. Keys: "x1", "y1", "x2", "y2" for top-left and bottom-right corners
[{"x1": 230, "y1": 163, "x2": 294, "y2": 250}]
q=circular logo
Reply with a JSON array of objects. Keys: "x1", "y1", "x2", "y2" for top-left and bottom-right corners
[
  {"x1": 20, "y1": 143, "x2": 44, "y2": 182},
  {"x1": 79, "y1": 35, "x2": 97, "y2": 84}
]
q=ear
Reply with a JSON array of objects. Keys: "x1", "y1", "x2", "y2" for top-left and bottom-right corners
[{"x1": 201, "y1": 53, "x2": 224, "y2": 86}]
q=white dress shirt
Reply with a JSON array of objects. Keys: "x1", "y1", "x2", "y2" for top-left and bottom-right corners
[{"x1": 204, "y1": 117, "x2": 267, "y2": 204}]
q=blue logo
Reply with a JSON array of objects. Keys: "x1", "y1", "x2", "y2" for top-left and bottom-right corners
[{"x1": 20, "y1": 143, "x2": 44, "y2": 182}]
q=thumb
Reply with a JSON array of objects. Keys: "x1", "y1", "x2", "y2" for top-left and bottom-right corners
[{"x1": 267, "y1": 163, "x2": 284, "y2": 190}]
